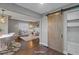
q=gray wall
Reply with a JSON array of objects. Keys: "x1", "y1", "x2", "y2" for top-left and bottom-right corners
[
  {"x1": 8, "y1": 19, "x2": 30, "y2": 34},
  {"x1": 8, "y1": 19, "x2": 18, "y2": 33}
]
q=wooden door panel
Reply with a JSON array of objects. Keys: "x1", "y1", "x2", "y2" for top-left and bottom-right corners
[{"x1": 48, "y1": 12, "x2": 63, "y2": 52}]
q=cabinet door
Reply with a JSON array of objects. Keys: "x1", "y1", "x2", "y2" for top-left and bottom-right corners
[
  {"x1": 67, "y1": 11, "x2": 79, "y2": 20},
  {"x1": 66, "y1": 10, "x2": 79, "y2": 55}
]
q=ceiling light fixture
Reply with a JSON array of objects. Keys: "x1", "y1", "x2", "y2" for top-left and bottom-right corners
[{"x1": 0, "y1": 9, "x2": 6, "y2": 23}]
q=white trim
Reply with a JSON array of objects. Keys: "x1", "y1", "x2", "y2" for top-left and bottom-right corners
[
  {"x1": 40, "y1": 42, "x2": 48, "y2": 47},
  {"x1": 63, "y1": 50, "x2": 68, "y2": 55}
]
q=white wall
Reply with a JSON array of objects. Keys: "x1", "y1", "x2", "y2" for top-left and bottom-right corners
[{"x1": 40, "y1": 16, "x2": 48, "y2": 46}]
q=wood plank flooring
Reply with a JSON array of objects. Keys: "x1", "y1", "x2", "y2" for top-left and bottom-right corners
[{"x1": 15, "y1": 38, "x2": 64, "y2": 55}]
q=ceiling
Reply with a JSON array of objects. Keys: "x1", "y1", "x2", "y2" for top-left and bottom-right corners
[
  {"x1": 16, "y1": 3, "x2": 70, "y2": 14},
  {"x1": 0, "y1": 3, "x2": 77, "y2": 22}
]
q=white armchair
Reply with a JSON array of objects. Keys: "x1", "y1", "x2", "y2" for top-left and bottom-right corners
[
  {"x1": 0, "y1": 33, "x2": 16, "y2": 51},
  {"x1": 0, "y1": 33, "x2": 21, "y2": 55}
]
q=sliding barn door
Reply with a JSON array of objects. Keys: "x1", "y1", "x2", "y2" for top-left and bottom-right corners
[{"x1": 48, "y1": 12, "x2": 64, "y2": 52}]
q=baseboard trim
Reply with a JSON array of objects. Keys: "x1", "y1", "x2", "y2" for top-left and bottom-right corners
[
  {"x1": 63, "y1": 50, "x2": 68, "y2": 55},
  {"x1": 40, "y1": 42, "x2": 48, "y2": 47}
]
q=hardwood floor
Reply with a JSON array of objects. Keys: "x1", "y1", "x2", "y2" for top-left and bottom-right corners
[{"x1": 15, "y1": 38, "x2": 64, "y2": 55}]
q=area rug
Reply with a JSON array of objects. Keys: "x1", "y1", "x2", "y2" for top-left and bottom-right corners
[
  {"x1": 33, "y1": 45, "x2": 48, "y2": 55},
  {"x1": 34, "y1": 50, "x2": 46, "y2": 55}
]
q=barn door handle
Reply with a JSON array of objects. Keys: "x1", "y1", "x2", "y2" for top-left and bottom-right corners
[{"x1": 61, "y1": 34, "x2": 63, "y2": 38}]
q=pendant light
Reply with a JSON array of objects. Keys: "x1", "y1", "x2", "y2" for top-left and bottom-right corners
[{"x1": 0, "y1": 9, "x2": 6, "y2": 23}]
